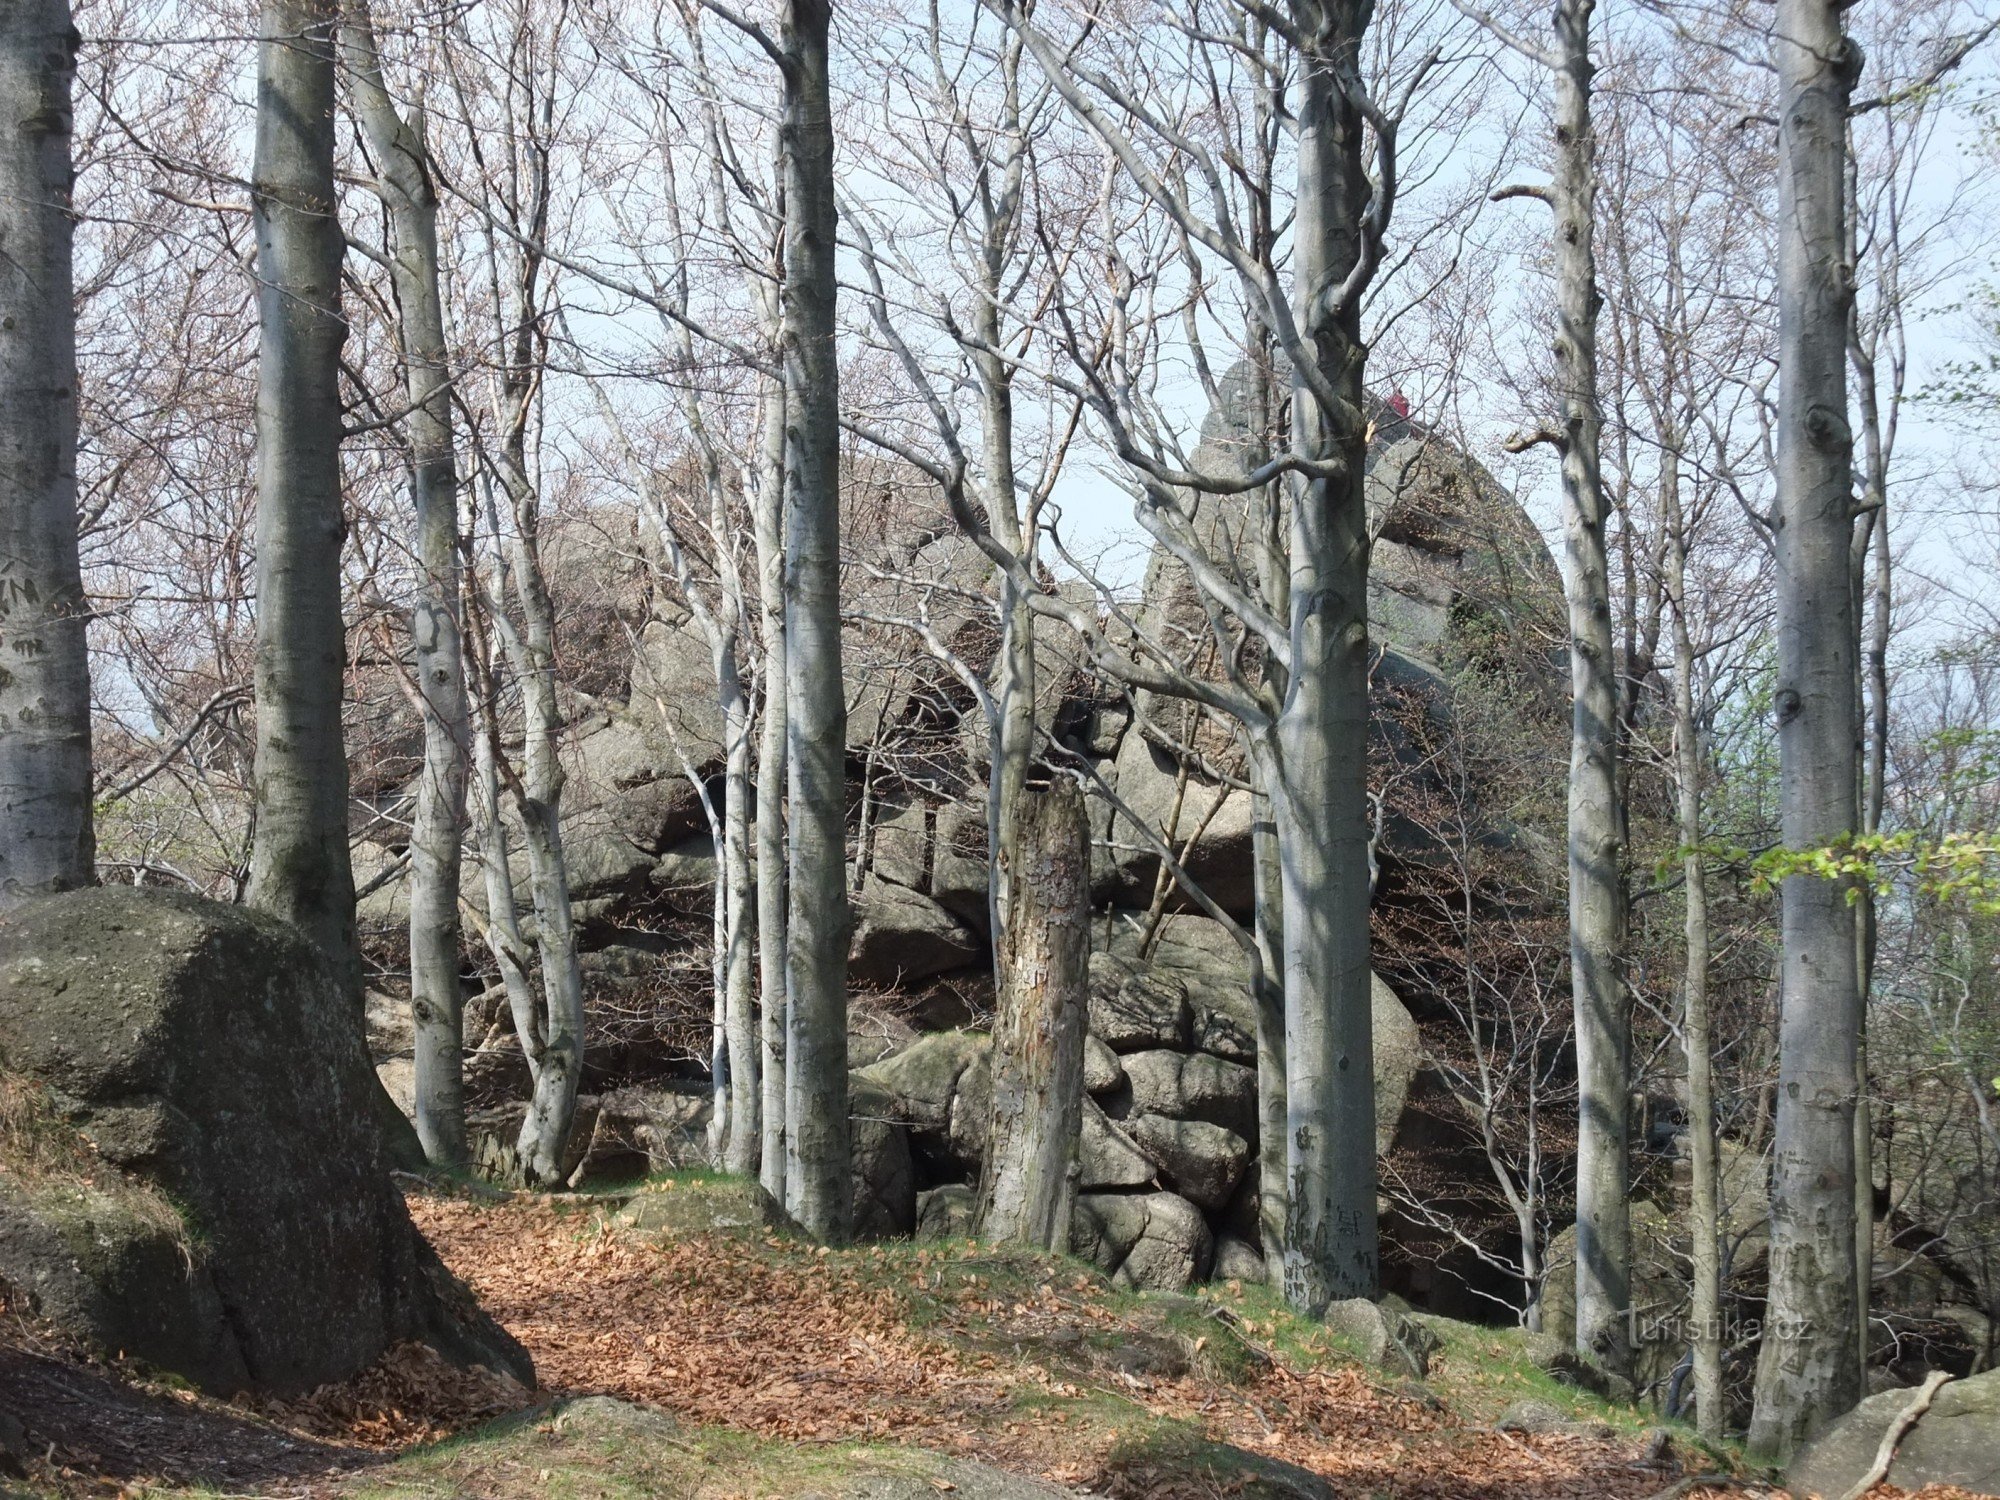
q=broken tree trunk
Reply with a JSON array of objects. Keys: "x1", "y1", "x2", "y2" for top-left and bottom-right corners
[{"x1": 978, "y1": 781, "x2": 1089, "y2": 1250}]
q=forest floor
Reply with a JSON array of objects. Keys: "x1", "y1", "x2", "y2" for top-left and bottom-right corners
[{"x1": 0, "y1": 1173, "x2": 1973, "y2": 1500}]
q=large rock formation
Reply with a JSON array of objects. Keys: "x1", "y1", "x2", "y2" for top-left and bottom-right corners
[
  {"x1": 856, "y1": 919, "x2": 1423, "y2": 1290},
  {"x1": 344, "y1": 371, "x2": 1562, "y2": 1311},
  {"x1": 0, "y1": 888, "x2": 531, "y2": 1396},
  {"x1": 355, "y1": 370, "x2": 1559, "y2": 970}
]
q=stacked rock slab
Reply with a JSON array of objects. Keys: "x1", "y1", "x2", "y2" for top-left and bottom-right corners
[
  {"x1": 860, "y1": 911, "x2": 1422, "y2": 1290},
  {"x1": 0, "y1": 888, "x2": 531, "y2": 1396}
]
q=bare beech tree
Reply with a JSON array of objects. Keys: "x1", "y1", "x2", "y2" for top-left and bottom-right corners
[
  {"x1": 842, "y1": 1, "x2": 1061, "y2": 953},
  {"x1": 70, "y1": 7, "x2": 265, "y2": 902},
  {"x1": 576, "y1": 0, "x2": 797, "y2": 1194},
  {"x1": 1747, "y1": 0, "x2": 1866, "y2": 1458},
  {"x1": 1841, "y1": 0, "x2": 1988, "y2": 1375},
  {"x1": 1375, "y1": 674, "x2": 1570, "y2": 1330},
  {"x1": 1598, "y1": 49, "x2": 1778, "y2": 1432},
  {"x1": 965, "y1": 0, "x2": 1440, "y2": 1309},
  {"x1": 341, "y1": 0, "x2": 473, "y2": 1168},
  {"x1": 1454, "y1": 0, "x2": 1629, "y2": 1374},
  {"x1": 777, "y1": 0, "x2": 848, "y2": 1240},
  {"x1": 0, "y1": 0, "x2": 92, "y2": 907},
  {"x1": 245, "y1": 0, "x2": 361, "y2": 992},
  {"x1": 441, "y1": 0, "x2": 588, "y2": 1187},
  {"x1": 593, "y1": 377, "x2": 763, "y2": 1174},
  {"x1": 839, "y1": 0, "x2": 1099, "y2": 1242}
]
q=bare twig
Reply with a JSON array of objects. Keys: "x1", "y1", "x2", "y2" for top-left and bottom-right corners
[{"x1": 1837, "y1": 1370, "x2": 1951, "y2": 1500}]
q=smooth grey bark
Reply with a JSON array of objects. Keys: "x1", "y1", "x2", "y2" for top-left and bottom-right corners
[
  {"x1": 467, "y1": 641, "x2": 539, "y2": 1079},
  {"x1": 1664, "y1": 445, "x2": 1723, "y2": 1442},
  {"x1": 752, "y1": 371, "x2": 790, "y2": 1201},
  {"x1": 633, "y1": 399, "x2": 760, "y2": 1177},
  {"x1": 1848, "y1": 174, "x2": 1899, "y2": 1385},
  {"x1": 977, "y1": 781, "x2": 1088, "y2": 1249},
  {"x1": 0, "y1": 0, "x2": 92, "y2": 908},
  {"x1": 1549, "y1": 0, "x2": 1630, "y2": 1378},
  {"x1": 1275, "y1": 0, "x2": 1381, "y2": 1312},
  {"x1": 1250, "y1": 767, "x2": 1288, "y2": 1289},
  {"x1": 342, "y1": 0, "x2": 470, "y2": 1168},
  {"x1": 665, "y1": 749, "x2": 730, "y2": 1163},
  {"x1": 709, "y1": 853, "x2": 731, "y2": 1164},
  {"x1": 1455, "y1": 0, "x2": 1629, "y2": 1369},
  {"x1": 721, "y1": 651, "x2": 758, "y2": 1174},
  {"x1": 965, "y1": 33, "x2": 1037, "y2": 954},
  {"x1": 493, "y1": 445, "x2": 585, "y2": 1190},
  {"x1": 460, "y1": 61, "x2": 584, "y2": 1188},
  {"x1": 246, "y1": 0, "x2": 359, "y2": 998},
  {"x1": 1746, "y1": 0, "x2": 1866, "y2": 1460},
  {"x1": 778, "y1": 0, "x2": 849, "y2": 1243},
  {"x1": 1245, "y1": 345, "x2": 1290, "y2": 1292}
]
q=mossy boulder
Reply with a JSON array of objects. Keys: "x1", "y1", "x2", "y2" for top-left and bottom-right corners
[
  {"x1": 0, "y1": 888, "x2": 531, "y2": 1396},
  {"x1": 1790, "y1": 1368, "x2": 2000, "y2": 1498},
  {"x1": 849, "y1": 1075, "x2": 917, "y2": 1238},
  {"x1": 856, "y1": 1031, "x2": 992, "y2": 1179}
]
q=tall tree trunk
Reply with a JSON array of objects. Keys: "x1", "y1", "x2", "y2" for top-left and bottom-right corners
[
  {"x1": 1746, "y1": 0, "x2": 1865, "y2": 1459},
  {"x1": 753, "y1": 373, "x2": 790, "y2": 1201},
  {"x1": 1664, "y1": 445, "x2": 1723, "y2": 1442},
  {"x1": 498, "y1": 458, "x2": 585, "y2": 1189},
  {"x1": 986, "y1": 530, "x2": 1035, "y2": 957},
  {"x1": 973, "y1": 206, "x2": 1034, "y2": 950},
  {"x1": 708, "y1": 789, "x2": 731, "y2": 1163},
  {"x1": 779, "y1": 0, "x2": 849, "y2": 1242},
  {"x1": 342, "y1": 0, "x2": 471, "y2": 1168},
  {"x1": 1518, "y1": 1199, "x2": 1545, "y2": 1332},
  {"x1": 722, "y1": 662, "x2": 760, "y2": 1175},
  {"x1": 1548, "y1": 0, "x2": 1630, "y2": 1377},
  {"x1": 1276, "y1": 0, "x2": 1380, "y2": 1313},
  {"x1": 468, "y1": 648, "x2": 539, "y2": 1077},
  {"x1": 0, "y1": 0, "x2": 92, "y2": 908},
  {"x1": 1850, "y1": 244, "x2": 1896, "y2": 1388},
  {"x1": 246, "y1": 0, "x2": 359, "y2": 997},
  {"x1": 1246, "y1": 340, "x2": 1289, "y2": 1292},
  {"x1": 1250, "y1": 772, "x2": 1288, "y2": 1287},
  {"x1": 978, "y1": 781, "x2": 1088, "y2": 1248}
]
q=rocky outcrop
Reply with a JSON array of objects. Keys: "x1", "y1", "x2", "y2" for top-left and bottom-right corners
[
  {"x1": 917, "y1": 1184, "x2": 978, "y2": 1240},
  {"x1": 0, "y1": 888, "x2": 531, "y2": 1397},
  {"x1": 849, "y1": 879, "x2": 983, "y2": 988},
  {"x1": 337, "y1": 371, "x2": 1555, "y2": 1321},
  {"x1": 1214, "y1": 1235, "x2": 1267, "y2": 1284},
  {"x1": 1123, "y1": 1115, "x2": 1251, "y2": 1211},
  {"x1": 1117, "y1": 1051, "x2": 1258, "y2": 1140},
  {"x1": 1790, "y1": 1369, "x2": 2000, "y2": 1498},
  {"x1": 864, "y1": 927, "x2": 1423, "y2": 1290},
  {"x1": 1097, "y1": 915, "x2": 1422, "y2": 1155},
  {"x1": 1082, "y1": 365, "x2": 1562, "y2": 919},
  {"x1": 1080, "y1": 1102, "x2": 1156, "y2": 1191}
]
